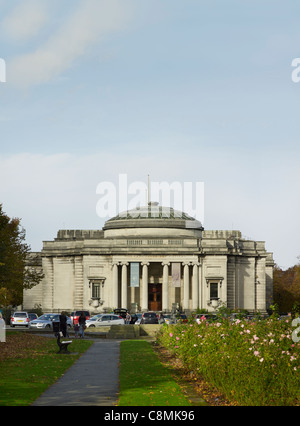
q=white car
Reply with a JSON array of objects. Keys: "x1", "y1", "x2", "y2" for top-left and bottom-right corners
[
  {"x1": 86, "y1": 314, "x2": 125, "y2": 327},
  {"x1": 29, "y1": 313, "x2": 72, "y2": 329}
]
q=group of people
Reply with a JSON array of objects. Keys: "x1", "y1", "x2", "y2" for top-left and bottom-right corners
[
  {"x1": 74, "y1": 312, "x2": 86, "y2": 338},
  {"x1": 59, "y1": 311, "x2": 86, "y2": 339}
]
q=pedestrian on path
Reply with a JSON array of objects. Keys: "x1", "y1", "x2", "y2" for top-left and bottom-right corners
[{"x1": 79, "y1": 312, "x2": 86, "y2": 338}]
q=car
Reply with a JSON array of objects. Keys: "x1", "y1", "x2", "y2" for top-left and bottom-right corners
[
  {"x1": 29, "y1": 313, "x2": 72, "y2": 330},
  {"x1": 194, "y1": 313, "x2": 217, "y2": 323},
  {"x1": 85, "y1": 314, "x2": 103, "y2": 326},
  {"x1": 28, "y1": 313, "x2": 38, "y2": 321},
  {"x1": 86, "y1": 314, "x2": 125, "y2": 327},
  {"x1": 162, "y1": 314, "x2": 176, "y2": 324},
  {"x1": 176, "y1": 314, "x2": 188, "y2": 324},
  {"x1": 140, "y1": 312, "x2": 159, "y2": 324},
  {"x1": 10, "y1": 311, "x2": 30, "y2": 327},
  {"x1": 113, "y1": 308, "x2": 128, "y2": 319},
  {"x1": 70, "y1": 310, "x2": 91, "y2": 325},
  {"x1": 130, "y1": 313, "x2": 142, "y2": 324}
]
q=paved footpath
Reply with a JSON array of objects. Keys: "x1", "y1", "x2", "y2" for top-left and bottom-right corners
[{"x1": 32, "y1": 339, "x2": 120, "y2": 406}]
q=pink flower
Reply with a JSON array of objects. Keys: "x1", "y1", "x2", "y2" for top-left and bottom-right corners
[
  {"x1": 259, "y1": 358, "x2": 264, "y2": 363},
  {"x1": 176, "y1": 336, "x2": 180, "y2": 341},
  {"x1": 169, "y1": 333, "x2": 173, "y2": 338},
  {"x1": 254, "y1": 351, "x2": 260, "y2": 357}
]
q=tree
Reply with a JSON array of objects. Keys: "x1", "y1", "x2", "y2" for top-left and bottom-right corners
[
  {"x1": 273, "y1": 261, "x2": 300, "y2": 315},
  {"x1": 0, "y1": 204, "x2": 44, "y2": 307}
]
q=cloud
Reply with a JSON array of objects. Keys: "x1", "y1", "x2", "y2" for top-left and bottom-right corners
[
  {"x1": 8, "y1": 0, "x2": 133, "y2": 88},
  {"x1": 2, "y1": 0, "x2": 50, "y2": 42}
]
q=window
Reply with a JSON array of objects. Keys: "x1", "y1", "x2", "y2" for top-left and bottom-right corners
[
  {"x1": 92, "y1": 283, "x2": 100, "y2": 299},
  {"x1": 210, "y1": 283, "x2": 218, "y2": 300}
]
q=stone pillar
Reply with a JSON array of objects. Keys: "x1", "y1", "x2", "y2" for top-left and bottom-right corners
[
  {"x1": 74, "y1": 256, "x2": 84, "y2": 310},
  {"x1": 198, "y1": 260, "x2": 203, "y2": 310},
  {"x1": 121, "y1": 263, "x2": 128, "y2": 309},
  {"x1": 42, "y1": 257, "x2": 54, "y2": 312},
  {"x1": 192, "y1": 263, "x2": 199, "y2": 310},
  {"x1": 162, "y1": 262, "x2": 170, "y2": 312},
  {"x1": 112, "y1": 262, "x2": 119, "y2": 309},
  {"x1": 183, "y1": 263, "x2": 190, "y2": 311},
  {"x1": 141, "y1": 262, "x2": 149, "y2": 311}
]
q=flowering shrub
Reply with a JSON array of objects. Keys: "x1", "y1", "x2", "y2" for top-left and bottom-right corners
[{"x1": 157, "y1": 317, "x2": 299, "y2": 406}]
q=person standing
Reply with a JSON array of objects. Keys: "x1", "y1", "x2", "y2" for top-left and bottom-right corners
[
  {"x1": 79, "y1": 312, "x2": 86, "y2": 338},
  {"x1": 59, "y1": 311, "x2": 68, "y2": 337},
  {"x1": 125, "y1": 312, "x2": 131, "y2": 325}
]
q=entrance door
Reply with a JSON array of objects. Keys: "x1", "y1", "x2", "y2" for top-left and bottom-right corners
[{"x1": 148, "y1": 284, "x2": 162, "y2": 311}]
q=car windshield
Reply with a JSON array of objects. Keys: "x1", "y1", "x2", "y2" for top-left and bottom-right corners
[
  {"x1": 144, "y1": 313, "x2": 156, "y2": 318},
  {"x1": 38, "y1": 314, "x2": 56, "y2": 321},
  {"x1": 89, "y1": 315, "x2": 101, "y2": 320},
  {"x1": 14, "y1": 313, "x2": 27, "y2": 318}
]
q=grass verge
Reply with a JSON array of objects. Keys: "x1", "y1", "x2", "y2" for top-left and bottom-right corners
[
  {"x1": 118, "y1": 340, "x2": 197, "y2": 406},
  {"x1": 0, "y1": 332, "x2": 93, "y2": 406}
]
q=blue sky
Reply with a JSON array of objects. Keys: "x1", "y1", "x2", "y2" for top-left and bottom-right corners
[{"x1": 0, "y1": 0, "x2": 300, "y2": 269}]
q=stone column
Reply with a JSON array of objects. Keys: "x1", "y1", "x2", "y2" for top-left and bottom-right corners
[
  {"x1": 162, "y1": 262, "x2": 170, "y2": 312},
  {"x1": 112, "y1": 262, "x2": 119, "y2": 309},
  {"x1": 183, "y1": 263, "x2": 190, "y2": 311},
  {"x1": 141, "y1": 262, "x2": 149, "y2": 311},
  {"x1": 121, "y1": 263, "x2": 128, "y2": 309},
  {"x1": 192, "y1": 263, "x2": 199, "y2": 310}
]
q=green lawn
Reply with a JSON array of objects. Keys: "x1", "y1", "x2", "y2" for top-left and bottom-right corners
[
  {"x1": 118, "y1": 340, "x2": 193, "y2": 406},
  {"x1": 0, "y1": 333, "x2": 93, "y2": 406}
]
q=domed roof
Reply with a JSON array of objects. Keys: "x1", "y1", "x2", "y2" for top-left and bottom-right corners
[{"x1": 103, "y1": 202, "x2": 204, "y2": 231}]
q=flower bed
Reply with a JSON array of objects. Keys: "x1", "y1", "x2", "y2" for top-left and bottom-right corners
[{"x1": 157, "y1": 317, "x2": 299, "y2": 406}]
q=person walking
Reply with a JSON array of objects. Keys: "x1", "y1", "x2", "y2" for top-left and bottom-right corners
[{"x1": 78, "y1": 312, "x2": 86, "y2": 338}]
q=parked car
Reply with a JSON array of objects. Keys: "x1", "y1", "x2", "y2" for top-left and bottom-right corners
[
  {"x1": 176, "y1": 314, "x2": 188, "y2": 324},
  {"x1": 140, "y1": 312, "x2": 159, "y2": 324},
  {"x1": 194, "y1": 313, "x2": 217, "y2": 323},
  {"x1": 70, "y1": 310, "x2": 91, "y2": 325},
  {"x1": 86, "y1": 314, "x2": 124, "y2": 327},
  {"x1": 113, "y1": 308, "x2": 128, "y2": 319},
  {"x1": 28, "y1": 313, "x2": 38, "y2": 322},
  {"x1": 29, "y1": 313, "x2": 72, "y2": 330},
  {"x1": 130, "y1": 313, "x2": 142, "y2": 324},
  {"x1": 162, "y1": 314, "x2": 176, "y2": 324},
  {"x1": 10, "y1": 312, "x2": 30, "y2": 327},
  {"x1": 85, "y1": 314, "x2": 103, "y2": 326}
]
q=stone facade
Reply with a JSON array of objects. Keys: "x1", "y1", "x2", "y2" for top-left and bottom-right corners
[{"x1": 23, "y1": 205, "x2": 274, "y2": 314}]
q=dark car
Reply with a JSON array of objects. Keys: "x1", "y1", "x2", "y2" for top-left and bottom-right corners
[
  {"x1": 140, "y1": 312, "x2": 159, "y2": 324},
  {"x1": 176, "y1": 314, "x2": 188, "y2": 324},
  {"x1": 113, "y1": 308, "x2": 128, "y2": 319}
]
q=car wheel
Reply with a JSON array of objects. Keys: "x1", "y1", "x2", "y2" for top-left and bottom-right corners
[
  {"x1": 45, "y1": 324, "x2": 51, "y2": 329},
  {"x1": 89, "y1": 324, "x2": 95, "y2": 328}
]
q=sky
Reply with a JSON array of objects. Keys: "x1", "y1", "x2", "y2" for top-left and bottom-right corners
[{"x1": 0, "y1": 0, "x2": 300, "y2": 270}]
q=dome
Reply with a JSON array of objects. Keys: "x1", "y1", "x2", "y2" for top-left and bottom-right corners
[{"x1": 103, "y1": 202, "x2": 204, "y2": 232}]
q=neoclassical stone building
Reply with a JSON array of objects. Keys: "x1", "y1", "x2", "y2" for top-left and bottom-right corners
[{"x1": 24, "y1": 203, "x2": 274, "y2": 314}]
